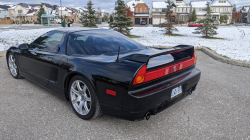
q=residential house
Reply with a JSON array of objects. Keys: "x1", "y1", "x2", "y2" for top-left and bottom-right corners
[
  {"x1": 0, "y1": 5, "x2": 10, "y2": 19},
  {"x1": 75, "y1": 7, "x2": 88, "y2": 21},
  {"x1": 240, "y1": 6, "x2": 250, "y2": 23},
  {"x1": 173, "y1": 0, "x2": 190, "y2": 23},
  {"x1": 126, "y1": 0, "x2": 150, "y2": 25},
  {"x1": 58, "y1": 7, "x2": 72, "y2": 21},
  {"x1": 151, "y1": 1, "x2": 168, "y2": 26},
  {"x1": 151, "y1": 1, "x2": 178, "y2": 26},
  {"x1": 8, "y1": 3, "x2": 53, "y2": 23},
  {"x1": 190, "y1": 1, "x2": 209, "y2": 20},
  {"x1": 190, "y1": 0, "x2": 233, "y2": 24},
  {"x1": 210, "y1": 0, "x2": 233, "y2": 24}
]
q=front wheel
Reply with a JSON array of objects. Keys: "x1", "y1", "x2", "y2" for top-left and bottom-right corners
[{"x1": 69, "y1": 75, "x2": 102, "y2": 120}]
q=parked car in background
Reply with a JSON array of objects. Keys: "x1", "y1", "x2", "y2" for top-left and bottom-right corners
[
  {"x1": 188, "y1": 22, "x2": 203, "y2": 27},
  {"x1": 141, "y1": 20, "x2": 146, "y2": 25}
]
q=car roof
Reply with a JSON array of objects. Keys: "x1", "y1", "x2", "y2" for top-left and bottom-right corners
[{"x1": 53, "y1": 27, "x2": 110, "y2": 33}]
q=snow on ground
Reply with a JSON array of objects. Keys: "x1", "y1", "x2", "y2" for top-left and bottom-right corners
[
  {"x1": 0, "y1": 28, "x2": 57, "y2": 51},
  {"x1": 131, "y1": 27, "x2": 250, "y2": 62},
  {"x1": 0, "y1": 26, "x2": 249, "y2": 62}
]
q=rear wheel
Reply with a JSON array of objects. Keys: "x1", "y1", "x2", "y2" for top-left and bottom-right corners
[
  {"x1": 8, "y1": 53, "x2": 22, "y2": 79},
  {"x1": 69, "y1": 75, "x2": 102, "y2": 120}
]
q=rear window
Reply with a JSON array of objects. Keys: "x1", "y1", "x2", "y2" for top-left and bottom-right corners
[{"x1": 67, "y1": 30, "x2": 146, "y2": 55}]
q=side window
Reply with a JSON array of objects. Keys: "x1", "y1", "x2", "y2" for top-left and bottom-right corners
[
  {"x1": 67, "y1": 34, "x2": 89, "y2": 55},
  {"x1": 31, "y1": 32, "x2": 65, "y2": 52}
]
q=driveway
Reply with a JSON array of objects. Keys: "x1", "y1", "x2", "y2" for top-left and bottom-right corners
[{"x1": 0, "y1": 51, "x2": 249, "y2": 139}]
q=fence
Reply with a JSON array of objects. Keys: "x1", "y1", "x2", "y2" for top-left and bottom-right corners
[{"x1": 0, "y1": 19, "x2": 14, "y2": 24}]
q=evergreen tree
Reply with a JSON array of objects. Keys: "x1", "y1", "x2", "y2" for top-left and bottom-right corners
[
  {"x1": 81, "y1": 0, "x2": 97, "y2": 27},
  {"x1": 163, "y1": 0, "x2": 178, "y2": 34},
  {"x1": 190, "y1": 8, "x2": 197, "y2": 22},
  {"x1": 193, "y1": 2, "x2": 218, "y2": 37},
  {"x1": 36, "y1": 4, "x2": 46, "y2": 24},
  {"x1": 110, "y1": 15, "x2": 114, "y2": 22},
  {"x1": 109, "y1": 0, "x2": 133, "y2": 35}
]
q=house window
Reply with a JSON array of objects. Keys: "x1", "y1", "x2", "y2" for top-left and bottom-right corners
[
  {"x1": 155, "y1": 9, "x2": 159, "y2": 12},
  {"x1": 18, "y1": 10, "x2": 22, "y2": 13},
  {"x1": 136, "y1": 8, "x2": 138, "y2": 13},
  {"x1": 140, "y1": 8, "x2": 142, "y2": 13},
  {"x1": 224, "y1": 8, "x2": 227, "y2": 12},
  {"x1": 212, "y1": 16, "x2": 216, "y2": 20},
  {"x1": 145, "y1": 8, "x2": 147, "y2": 13}
]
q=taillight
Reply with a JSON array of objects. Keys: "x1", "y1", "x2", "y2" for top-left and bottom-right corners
[
  {"x1": 133, "y1": 65, "x2": 147, "y2": 85},
  {"x1": 193, "y1": 52, "x2": 197, "y2": 64},
  {"x1": 133, "y1": 52, "x2": 197, "y2": 85}
]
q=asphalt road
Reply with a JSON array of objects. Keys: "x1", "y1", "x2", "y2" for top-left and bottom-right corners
[{"x1": 0, "y1": 51, "x2": 249, "y2": 139}]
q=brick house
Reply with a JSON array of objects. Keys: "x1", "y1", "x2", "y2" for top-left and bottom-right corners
[{"x1": 126, "y1": 0, "x2": 150, "y2": 25}]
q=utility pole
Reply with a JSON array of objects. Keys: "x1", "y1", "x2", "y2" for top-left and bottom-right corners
[{"x1": 60, "y1": 0, "x2": 62, "y2": 21}]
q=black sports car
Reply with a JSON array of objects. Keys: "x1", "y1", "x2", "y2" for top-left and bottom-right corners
[{"x1": 6, "y1": 28, "x2": 201, "y2": 121}]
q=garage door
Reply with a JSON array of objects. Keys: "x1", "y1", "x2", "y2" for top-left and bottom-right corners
[
  {"x1": 135, "y1": 18, "x2": 140, "y2": 24},
  {"x1": 153, "y1": 18, "x2": 160, "y2": 25},
  {"x1": 142, "y1": 18, "x2": 148, "y2": 24}
]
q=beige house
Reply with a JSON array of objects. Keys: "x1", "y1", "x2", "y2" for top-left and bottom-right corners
[
  {"x1": 8, "y1": 3, "x2": 54, "y2": 23},
  {"x1": 151, "y1": 1, "x2": 169, "y2": 26},
  {"x1": 190, "y1": 0, "x2": 233, "y2": 24},
  {"x1": 173, "y1": 0, "x2": 190, "y2": 23}
]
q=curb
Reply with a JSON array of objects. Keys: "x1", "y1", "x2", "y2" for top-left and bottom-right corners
[
  {"x1": 201, "y1": 47, "x2": 250, "y2": 68},
  {"x1": 0, "y1": 51, "x2": 6, "y2": 57}
]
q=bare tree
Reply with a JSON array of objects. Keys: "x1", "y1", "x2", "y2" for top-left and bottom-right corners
[{"x1": 163, "y1": 0, "x2": 178, "y2": 34}]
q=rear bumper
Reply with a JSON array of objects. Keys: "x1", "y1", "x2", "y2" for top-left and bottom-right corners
[{"x1": 101, "y1": 68, "x2": 201, "y2": 121}]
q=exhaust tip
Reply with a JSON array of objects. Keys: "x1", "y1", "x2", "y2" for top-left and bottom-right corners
[
  {"x1": 145, "y1": 112, "x2": 151, "y2": 120},
  {"x1": 189, "y1": 88, "x2": 193, "y2": 94}
]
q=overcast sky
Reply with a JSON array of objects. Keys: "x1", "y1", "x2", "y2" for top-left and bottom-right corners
[{"x1": 0, "y1": 0, "x2": 249, "y2": 13}]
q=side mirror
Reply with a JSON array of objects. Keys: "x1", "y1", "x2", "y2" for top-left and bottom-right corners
[{"x1": 19, "y1": 43, "x2": 29, "y2": 50}]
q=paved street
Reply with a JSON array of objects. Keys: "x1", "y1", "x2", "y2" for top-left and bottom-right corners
[{"x1": 0, "y1": 51, "x2": 249, "y2": 139}]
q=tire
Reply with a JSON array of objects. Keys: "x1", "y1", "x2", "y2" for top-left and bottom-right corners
[
  {"x1": 7, "y1": 52, "x2": 22, "y2": 79},
  {"x1": 69, "y1": 75, "x2": 102, "y2": 120}
]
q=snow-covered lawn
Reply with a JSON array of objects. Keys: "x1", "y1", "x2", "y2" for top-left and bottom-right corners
[
  {"x1": 0, "y1": 28, "x2": 56, "y2": 51},
  {"x1": 0, "y1": 26, "x2": 249, "y2": 62},
  {"x1": 131, "y1": 26, "x2": 250, "y2": 62}
]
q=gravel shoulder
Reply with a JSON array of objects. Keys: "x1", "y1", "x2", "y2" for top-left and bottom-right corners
[{"x1": 0, "y1": 51, "x2": 249, "y2": 139}]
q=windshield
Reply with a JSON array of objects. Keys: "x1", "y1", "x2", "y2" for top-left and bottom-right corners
[{"x1": 67, "y1": 30, "x2": 146, "y2": 55}]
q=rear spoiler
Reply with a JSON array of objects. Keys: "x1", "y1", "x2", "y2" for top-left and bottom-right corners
[{"x1": 122, "y1": 45, "x2": 194, "y2": 64}]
